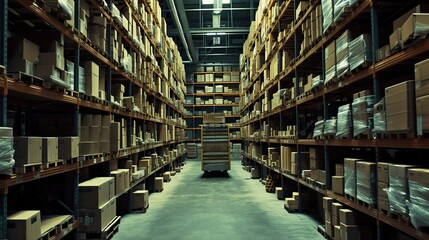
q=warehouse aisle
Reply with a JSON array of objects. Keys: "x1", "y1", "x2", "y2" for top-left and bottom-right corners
[{"x1": 113, "y1": 160, "x2": 325, "y2": 240}]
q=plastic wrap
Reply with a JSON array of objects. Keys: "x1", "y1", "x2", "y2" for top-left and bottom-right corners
[
  {"x1": 406, "y1": 180, "x2": 429, "y2": 228},
  {"x1": 352, "y1": 95, "x2": 375, "y2": 137},
  {"x1": 324, "y1": 66, "x2": 336, "y2": 85},
  {"x1": 334, "y1": 0, "x2": 349, "y2": 23},
  {"x1": 385, "y1": 176, "x2": 408, "y2": 215},
  {"x1": 406, "y1": 18, "x2": 429, "y2": 40},
  {"x1": 336, "y1": 104, "x2": 352, "y2": 138},
  {"x1": 344, "y1": 163, "x2": 355, "y2": 197},
  {"x1": 312, "y1": 75, "x2": 323, "y2": 89},
  {"x1": 348, "y1": 0, "x2": 360, "y2": 7},
  {"x1": 356, "y1": 164, "x2": 376, "y2": 205},
  {"x1": 46, "y1": 0, "x2": 73, "y2": 20},
  {"x1": 323, "y1": 119, "x2": 337, "y2": 135},
  {"x1": 0, "y1": 137, "x2": 15, "y2": 175},
  {"x1": 322, "y1": 0, "x2": 334, "y2": 33},
  {"x1": 313, "y1": 120, "x2": 325, "y2": 138},
  {"x1": 349, "y1": 34, "x2": 373, "y2": 72},
  {"x1": 336, "y1": 31, "x2": 351, "y2": 78},
  {"x1": 372, "y1": 98, "x2": 386, "y2": 134}
]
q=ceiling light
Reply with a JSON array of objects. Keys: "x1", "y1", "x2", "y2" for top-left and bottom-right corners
[{"x1": 202, "y1": 0, "x2": 230, "y2": 5}]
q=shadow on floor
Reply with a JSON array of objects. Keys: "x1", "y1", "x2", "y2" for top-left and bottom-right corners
[{"x1": 201, "y1": 171, "x2": 231, "y2": 178}]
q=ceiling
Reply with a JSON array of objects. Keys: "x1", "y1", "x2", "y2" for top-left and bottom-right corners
[{"x1": 159, "y1": 0, "x2": 260, "y2": 66}]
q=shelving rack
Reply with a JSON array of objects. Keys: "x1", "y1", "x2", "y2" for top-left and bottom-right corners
[
  {"x1": 240, "y1": 0, "x2": 429, "y2": 239},
  {"x1": 0, "y1": 0, "x2": 187, "y2": 239},
  {"x1": 185, "y1": 68, "x2": 241, "y2": 141}
]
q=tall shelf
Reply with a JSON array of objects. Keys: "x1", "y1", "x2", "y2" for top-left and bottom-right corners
[
  {"x1": 0, "y1": 0, "x2": 187, "y2": 239},
  {"x1": 185, "y1": 67, "x2": 241, "y2": 141},
  {"x1": 240, "y1": 0, "x2": 429, "y2": 239}
]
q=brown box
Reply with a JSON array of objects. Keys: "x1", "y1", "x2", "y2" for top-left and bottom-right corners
[
  {"x1": 332, "y1": 203, "x2": 344, "y2": 217},
  {"x1": 334, "y1": 225, "x2": 341, "y2": 240},
  {"x1": 121, "y1": 169, "x2": 130, "y2": 190},
  {"x1": 325, "y1": 220, "x2": 333, "y2": 237},
  {"x1": 79, "y1": 141, "x2": 94, "y2": 155},
  {"x1": 9, "y1": 38, "x2": 40, "y2": 63},
  {"x1": 335, "y1": 164, "x2": 344, "y2": 176},
  {"x1": 389, "y1": 28, "x2": 402, "y2": 50},
  {"x1": 7, "y1": 210, "x2": 41, "y2": 240},
  {"x1": 356, "y1": 161, "x2": 377, "y2": 204},
  {"x1": 340, "y1": 223, "x2": 373, "y2": 240},
  {"x1": 275, "y1": 187, "x2": 283, "y2": 200},
  {"x1": 378, "y1": 162, "x2": 390, "y2": 183},
  {"x1": 325, "y1": 210, "x2": 332, "y2": 222},
  {"x1": 163, "y1": 172, "x2": 171, "y2": 182},
  {"x1": 339, "y1": 209, "x2": 364, "y2": 225},
  {"x1": 132, "y1": 190, "x2": 149, "y2": 209},
  {"x1": 58, "y1": 137, "x2": 79, "y2": 159},
  {"x1": 401, "y1": 13, "x2": 429, "y2": 41},
  {"x1": 79, "y1": 200, "x2": 111, "y2": 232},
  {"x1": 110, "y1": 122, "x2": 120, "y2": 141},
  {"x1": 79, "y1": 177, "x2": 113, "y2": 208},
  {"x1": 13, "y1": 137, "x2": 42, "y2": 165},
  {"x1": 344, "y1": 158, "x2": 362, "y2": 198},
  {"x1": 309, "y1": 147, "x2": 324, "y2": 170},
  {"x1": 332, "y1": 176, "x2": 344, "y2": 195},
  {"x1": 378, "y1": 181, "x2": 389, "y2": 211},
  {"x1": 385, "y1": 80, "x2": 415, "y2": 133},
  {"x1": 353, "y1": 90, "x2": 372, "y2": 100},
  {"x1": 110, "y1": 170, "x2": 125, "y2": 195},
  {"x1": 323, "y1": 197, "x2": 333, "y2": 211},
  {"x1": 154, "y1": 177, "x2": 164, "y2": 191},
  {"x1": 42, "y1": 137, "x2": 58, "y2": 163},
  {"x1": 416, "y1": 95, "x2": 429, "y2": 132}
]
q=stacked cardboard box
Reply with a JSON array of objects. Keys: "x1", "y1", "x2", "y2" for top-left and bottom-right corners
[
  {"x1": 407, "y1": 168, "x2": 429, "y2": 228},
  {"x1": 332, "y1": 164, "x2": 344, "y2": 195},
  {"x1": 344, "y1": 158, "x2": 362, "y2": 198},
  {"x1": 385, "y1": 80, "x2": 415, "y2": 137},
  {"x1": 309, "y1": 147, "x2": 324, "y2": 180},
  {"x1": 41, "y1": 137, "x2": 58, "y2": 165},
  {"x1": 356, "y1": 161, "x2": 376, "y2": 205},
  {"x1": 335, "y1": 30, "x2": 350, "y2": 79},
  {"x1": 323, "y1": 197, "x2": 334, "y2": 238},
  {"x1": 80, "y1": 114, "x2": 105, "y2": 155},
  {"x1": 386, "y1": 164, "x2": 417, "y2": 216},
  {"x1": 83, "y1": 61, "x2": 100, "y2": 97},
  {"x1": 79, "y1": 177, "x2": 116, "y2": 232},
  {"x1": 280, "y1": 146, "x2": 296, "y2": 172},
  {"x1": 290, "y1": 152, "x2": 310, "y2": 176},
  {"x1": 88, "y1": 15, "x2": 107, "y2": 51},
  {"x1": 324, "y1": 41, "x2": 336, "y2": 85},
  {"x1": 110, "y1": 169, "x2": 130, "y2": 195},
  {"x1": 132, "y1": 190, "x2": 149, "y2": 210},
  {"x1": 378, "y1": 162, "x2": 390, "y2": 212},
  {"x1": 339, "y1": 209, "x2": 374, "y2": 240},
  {"x1": 285, "y1": 192, "x2": 309, "y2": 211},
  {"x1": 415, "y1": 58, "x2": 429, "y2": 135}
]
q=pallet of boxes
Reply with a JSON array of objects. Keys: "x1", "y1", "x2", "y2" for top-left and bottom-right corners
[{"x1": 78, "y1": 177, "x2": 120, "y2": 239}]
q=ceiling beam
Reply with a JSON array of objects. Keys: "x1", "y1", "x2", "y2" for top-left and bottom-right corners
[
  {"x1": 166, "y1": 0, "x2": 197, "y2": 62},
  {"x1": 184, "y1": 7, "x2": 257, "y2": 11},
  {"x1": 169, "y1": 27, "x2": 249, "y2": 35}
]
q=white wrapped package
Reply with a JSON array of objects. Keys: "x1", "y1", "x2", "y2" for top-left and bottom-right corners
[
  {"x1": 313, "y1": 120, "x2": 325, "y2": 138},
  {"x1": 336, "y1": 104, "x2": 351, "y2": 138},
  {"x1": 324, "y1": 119, "x2": 337, "y2": 135},
  {"x1": 352, "y1": 95, "x2": 375, "y2": 137},
  {"x1": 334, "y1": 0, "x2": 349, "y2": 23},
  {"x1": 322, "y1": 0, "x2": 334, "y2": 33},
  {"x1": 349, "y1": 34, "x2": 373, "y2": 72},
  {"x1": 0, "y1": 128, "x2": 15, "y2": 175},
  {"x1": 372, "y1": 98, "x2": 386, "y2": 134}
]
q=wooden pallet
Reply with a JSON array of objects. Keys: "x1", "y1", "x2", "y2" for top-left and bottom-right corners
[
  {"x1": 66, "y1": 90, "x2": 79, "y2": 98},
  {"x1": 354, "y1": 131, "x2": 372, "y2": 140},
  {"x1": 373, "y1": 132, "x2": 387, "y2": 139},
  {"x1": 43, "y1": 160, "x2": 64, "y2": 169},
  {"x1": 40, "y1": 215, "x2": 75, "y2": 240},
  {"x1": 388, "y1": 130, "x2": 415, "y2": 139},
  {"x1": 8, "y1": 72, "x2": 44, "y2": 86},
  {"x1": 388, "y1": 212, "x2": 410, "y2": 226},
  {"x1": 14, "y1": 163, "x2": 42, "y2": 174},
  {"x1": 357, "y1": 199, "x2": 376, "y2": 210},
  {"x1": 345, "y1": 194, "x2": 356, "y2": 203},
  {"x1": 63, "y1": 157, "x2": 78, "y2": 165},
  {"x1": 79, "y1": 216, "x2": 121, "y2": 240},
  {"x1": 131, "y1": 205, "x2": 149, "y2": 213},
  {"x1": 79, "y1": 153, "x2": 103, "y2": 163}
]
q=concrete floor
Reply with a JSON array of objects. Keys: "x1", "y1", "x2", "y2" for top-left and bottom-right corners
[{"x1": 113, "y1": 159, "x2": 325, "y2": 240}]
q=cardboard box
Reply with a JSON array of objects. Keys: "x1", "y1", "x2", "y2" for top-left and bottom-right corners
[
  {"x1": 58, "y1": 137, "x2": 79, "y2": 159},
  {"x1": 7, "y1": 58, "x2": 34, "y2": 75},
  {"x1": 10, "y1": 38, "x2": 40, "y2": 63},
  {"x1": 79, "y1": 177, "x2": 113, "y2": 208},
  {"x1": 332, "y1": 203, "x2": 344, "y2": 217},
  {"x1": 14, "y1": 137, "x2": 42, "y2": 165},
  {"x1": 111, "y1": 170, "x2": 125, "y2": 195},
  {"x1": 110, "y1": 122, "x2": 120, "y2": 141},
  {"x1": 121, "y1": 169, "x2": 130, "y2": 190},
  {"x1": 38, "y1": 51, "x2": 64, "y2": 70},
  {"x1": 389, "y1": 28, "x2": 402, "y2": 50},
  {"x1": 385, "y1": 80, "x2": 416, "y2": 132},
  {"x1": 378, "y1": 181, "x2": 389, "y2": 211},
  {"x1": 309, "y1": 147, "x2": 324, "y2": 170},
  {"x1": 41, "y1": 137, "x2": 58, "y2": 164},
  {"x1": 163, "y1": 172, "x2": 171, "y2": 182},
  {"x1": 275, "y1": 187, "x2": 283, "y2": 200},
  {"x1": 340, "y1": 209, "x2": 361, "y2": 225},
  {"x1": 344, "y1": 158, "x2": 362, "y2": 198},
  {"x1": 92, "y1": 115, "x2": 102, "y2": 126},
  {"x1": 325, "y1": 220, "x2": 333, "y2": 237},
  {"x1": 401, "y1": 13, "x2": 429, "y2": 41},
  {"x1": 408, "y1": 168, "x2": 429, "y2": 186},
  {"x1": 89, "y1": 126, "x2": 100, "y2": 141},
  {"x1": 416, "y1": 95, "x2": 429, "y2": 132},
  {"x1": 335, "y1": 164, "x2": 344, "y2": 176},
  {"x1": 332, "y1": 176, "x2": 344, "y2": 195},
  {"x1": 79, "y1": 200, "x2": 111, "y2": 232},
  {"x1": 378, "y1": 162, "x2": 390, "y2": 183},
  {"x1": 356, "y1": 161, "x2": 376, "y2": 204},
  {"x1": 7, "y1": 210, "x2": 41, "y2": 240},
  {"x1": 154, "y1": 177, "x2": 163, "y2": 191},
  {"x1": 340, "y1": 223, "x2": 373, "y2": 240},
  {"x1": 325, "y1": 210, "x2": 332, "y2": 222},
  {"x1": 100, "y1": 126, "x2": 110, "y2": 141},
  {"x1": 132, "y1": 190, "x2": 149, "y2": 209},
  {"x1": 323, "y1": 197, "x2": 333, "y2": 211},
  {"x1": 79, "y1": 141, "x2": 94, "y2": 155},
  {"x1": 295, "y1": 1, "x2": 310, "y2": 19},
  {"x1": 334, "y1": 225, "x2": 341, "y2": 240}
]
